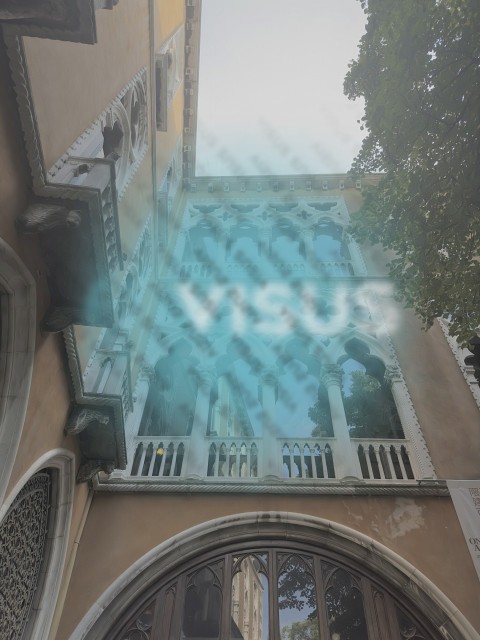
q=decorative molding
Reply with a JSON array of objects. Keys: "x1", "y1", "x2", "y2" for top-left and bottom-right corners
[
  {"x1": 182, "y1": 0, "x2": 201, "y2": 178},
  {"x1": 382, "y1": 333, "x2": 437, "y2": 479},
  {"x1": 437, "y1": 318, "x2": 480, "y2": 410},
  {"x1": 155, "y1": 26, "x2": 185, "y2": 131},
  {"x1": 93, "y1": 475, "x2": 449, "y2": 497},
  {"x1": 4, "y1": 34, "x2": 47, "y2": 188},
  {"x1": 46, "y1": 68, "x2": 149, "y2": 200}
]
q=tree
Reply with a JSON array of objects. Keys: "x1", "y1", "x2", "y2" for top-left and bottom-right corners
[
  {"x1": 344, "y1": 371, "x2": 403, "y2": 438},
  {"x1": 281, "y1": 618, "x2": 320, "y2": 640},
  {"x1": 308, "y1": 386, "x2": 333, "y2": 437},
  {"x1": 344, "y1": 0, "x2": 480, "y2": 346}
]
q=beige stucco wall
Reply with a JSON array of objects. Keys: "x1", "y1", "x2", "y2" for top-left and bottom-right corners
[
  {"x1": 23, "y1": 1, "x2": 150, "y2": 171},
  {"x1": 390, "y1": 307, "x2": 480, "y2": 479},
  {"x1": 0, "y1": 31, "x2": 94, "y2": 637},
  {"x1": 155, "y1": 0, "x2": 185, "y2": 51},
  {"x1": 57, "y1": 492, "x2": 480, "y2": 638}
]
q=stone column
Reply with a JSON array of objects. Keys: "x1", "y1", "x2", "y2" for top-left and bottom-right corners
[
  {"x1": 214, "y1": 374, "x2": 230, "y2": 436},
  {"x1": 383, "y1": 365, "x2": 435, "y2": 479},
  {"x1": 260, "y1": 368, "x2": 279, "y2": 478},
  {"x1": 112, "y1": 368, "x2": 152, "y2": 479},
  {"x1": 301, "y1": 228, "x2": 315, "y2": 272},
  {"x1": 216, "y1": 228, "x2": 227, "y2": 266},
  {"x1": 259, "y1": 228, "x2": 271, "y2": 258},
  {"x1": 171, "y1": 229, "x2": 186, "y2": 274},
  {"x1": 185, "y1": 368, "x2": 214, "y2": 477},
  {"x1": 320, "y1": 365, "x2": 359, "y2": 479}
]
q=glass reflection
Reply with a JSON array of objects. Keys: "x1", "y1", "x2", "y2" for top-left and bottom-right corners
[
  {"x1": 396, "y1": 608, "x2": 424, "y2": 639},
  {"x1": 278, "y1": 555, "x2": 320, "y2": 640},
  {"x1": 231, "y1": 556, "x2": 268, "y2": 640},
  {"x1": 182, "y1": 566, "x2": 222, "y2": 639},
  {"x1": 325, "y1": 568, "x2": 368, "y2": 640}
]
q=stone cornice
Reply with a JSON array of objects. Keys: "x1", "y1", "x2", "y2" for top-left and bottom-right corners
[{"x1": 92, "y1": 475, "x2": 449, "y2": 496}]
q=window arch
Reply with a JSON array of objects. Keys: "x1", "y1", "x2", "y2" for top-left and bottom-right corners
[
  {"x1": 340, "y1": 339, "x2": 404, "y2": 439},
  {"x1": 74, "y1": 514, "x2": 476, "y2": 640},
  {"x1": 0, "y1": 451, "x2": 74, "y2": 640},
  {"x1": 0, "y1": 238, "x2": 36, "y2": 506},
  {"x1": 0, "y1": 470, "x2": 53, "y2": 639}
]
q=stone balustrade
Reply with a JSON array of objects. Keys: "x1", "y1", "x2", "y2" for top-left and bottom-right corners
[
  {"x1": 280, "y1": 439, "x2": 336, "y2": 479},
  {"x1": 206, "y1": 438, "x2": 259, "y2": 478},
  {"x1": 350, "y1": 438, "x2": 416, "y2": 481},
  {"x1": 129, "y1": 437, "x2": 188, "y2": 478},
  {"x1": 124, "y1": 435, "x2": 420, "y2": 483}
]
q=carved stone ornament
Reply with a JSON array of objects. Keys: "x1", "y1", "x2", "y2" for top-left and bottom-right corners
[
  {"x1": 0, "y1": 471, "x2": 51, "y2": 639},
  {"x1": 65, "y1": 406, "x2": 111, "y2": 436},
  {"x1": 16, "y1": 203, "x2": 82, "y2": 234},
  {"x1": 384, "y1": 364, "x2": 403, "y2": 386},
  {"x1": 77, "y1": 459, "x2": 116, "y2": 483},
  {"x1": 320, "y1": 364, "x2": 343, "y2": 388}
]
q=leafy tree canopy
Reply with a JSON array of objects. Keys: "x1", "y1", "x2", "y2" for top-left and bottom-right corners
[
  {"x1": 344, "y1": 371, "x2": 403, "y2": 438},
  {"x1": 281, "y1": 618, "x2": 320, "y2": 640},
  {"x1": 344, "y1": 0, "x2": 480, "y2": 346}
]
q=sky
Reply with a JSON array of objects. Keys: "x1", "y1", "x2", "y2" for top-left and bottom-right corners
[{"x1": 196, "y1": 0, "x2": 367, "y2": 177}]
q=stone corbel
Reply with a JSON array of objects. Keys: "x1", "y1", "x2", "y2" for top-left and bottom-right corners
[
  {"x1": 65, "y1": 406, "x2": 110, "y2": 436},
  {"x1": 76, "y1": 459, "x2": 116, "y2": 483},
  {"x1": 16, "y1": 203, "x2": 82, "y2": 234}
]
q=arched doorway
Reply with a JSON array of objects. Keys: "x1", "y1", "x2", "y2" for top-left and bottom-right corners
[
  {"x1": 72, "y1": 513, "x2": 479, "y2": 640},
  {"x1": 0, "y1": 238, "x2": 36, "y2": 506}
]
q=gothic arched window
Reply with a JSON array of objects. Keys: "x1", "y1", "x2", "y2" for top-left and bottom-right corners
[
  {"x1": 340, "y1": 339, "x2": 404, "y2": 440},
  {"x1": 110, "y1": 542, "x2": 439, "y2": 640}
]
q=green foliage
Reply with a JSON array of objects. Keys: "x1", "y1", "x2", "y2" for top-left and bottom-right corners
[
  {"x1": 344, "y1": 0, "x2": 480, "y2": 346},
  {"x1": 308, "y1": 393, "x2": 333, "y2": 437},
  {"x1": 280, "y1": 618, "x2": 320, "y2": 640},
  {"x1": 345, "y1": 371, "x2": 403, "y2": 438}
]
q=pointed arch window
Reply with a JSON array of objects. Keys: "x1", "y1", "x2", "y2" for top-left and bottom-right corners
[
  {"x1": 340, "y1": 339, "x2": 403, "y2": 439},
  {"x1": 112, "y1": 543, "x2": 440, "y2": 640}
]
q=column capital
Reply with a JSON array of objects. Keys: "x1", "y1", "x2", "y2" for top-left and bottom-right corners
[
  {"x1": 384, "y1": 364, "x2": 402, "y2": 385},
  {"x1": 320, "y1": 364, "x2": 343, "y2": 388},
  {"x1": 260, "y1": 367, "x2": 278, "y2": 386},
  {"x1": 196, "y1": 367, "x2": 216, "y2": 389}
]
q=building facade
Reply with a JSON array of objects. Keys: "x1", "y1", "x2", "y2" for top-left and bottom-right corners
[{"x1": 0, "y1": 2, "x2": 479, "y2": 639}]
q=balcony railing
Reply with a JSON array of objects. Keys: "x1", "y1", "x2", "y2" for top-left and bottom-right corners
[
  {"x1": 130, "y1": 437, "x2": 188, "y2": 478},
  {"x1": 281, "y1": 439, "x2": 336, "y2": 479},
  {"x1": 124, "y1": 435, "x2": 419, "y2": 484},
  {"x1": 206, "y1": 439, "x2": 260, "y2": 478},
  {"x1": 350, "y1": 439, "x2": 416, "y2": 481}
]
